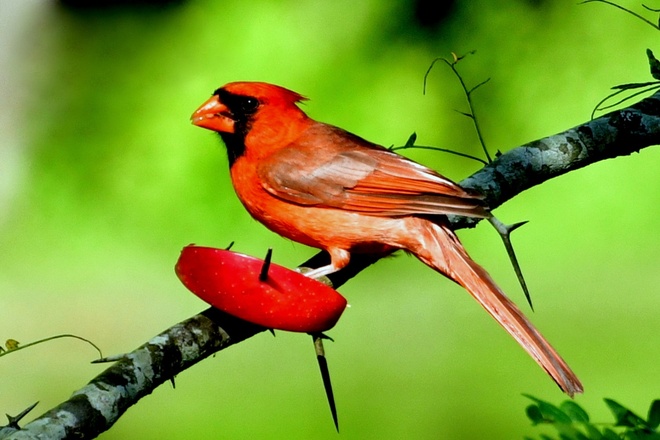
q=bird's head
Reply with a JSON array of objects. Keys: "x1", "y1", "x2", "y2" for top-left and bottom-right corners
[{"x1": 191, "y1": 82, "x2": 310, "y2": 165}]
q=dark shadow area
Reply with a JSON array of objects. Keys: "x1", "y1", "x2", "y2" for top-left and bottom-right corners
[{"x1": 59, "y1": 0, "x2": 185, "y2": 10}]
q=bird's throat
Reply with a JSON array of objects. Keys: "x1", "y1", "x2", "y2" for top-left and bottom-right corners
[{"x1": 219, "y1": 132, "x2": 246, "y2": 167}]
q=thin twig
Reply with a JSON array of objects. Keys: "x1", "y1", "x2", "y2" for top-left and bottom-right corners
[
  {"x1": 0, "y1": 334, "x2": 103, "y2": 361},
  {"x1": 581, "y1": 0, "x2": 660, "y2": 30},
  {"x1": 390, "y1": 144, "x2": 488, "y2": 165},
  {"x1": 424, "y1": 52, "x2": 493, "y2": 163}
]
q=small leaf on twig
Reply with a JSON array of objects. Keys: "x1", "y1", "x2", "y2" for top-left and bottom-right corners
[
  {"x1": 5, "y1": 340, "x2": 19, "y2": 351},
  {"x1": 647, "y1": 49, "x2": 660, "y2": 79},
  {"x1": 404, "y1": 132, "x2": 417, "y2": 148}
]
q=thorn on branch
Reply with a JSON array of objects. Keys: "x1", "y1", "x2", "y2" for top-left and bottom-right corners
[
  {"x1": 3, "y1": 401, "x2": 39, "y2": 430},
  {"x1": 488, "y1": 217, "x2": 534, "y2": 310},
  {"x1": 259, "y1": 248, "x2": 273, "y2": 282},
  {"x1": 311, "y1": 333, "x2": 338, "y2": 431}
]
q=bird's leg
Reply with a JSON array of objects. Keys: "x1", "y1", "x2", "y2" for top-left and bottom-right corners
[
  {"x1": 300, "y1": 265, "x2": 338, "y2": 279},
  {"x1": 297, "y1": 248, "x2": 351, "y2": 283},
  {"x1": 296, "y1": 266, "x2": 336, "y2": 287}
]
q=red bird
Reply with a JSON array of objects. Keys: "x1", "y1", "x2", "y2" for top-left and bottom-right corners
[{"x1": 191, "y1": 81, "x2": 583, "y2": 396}]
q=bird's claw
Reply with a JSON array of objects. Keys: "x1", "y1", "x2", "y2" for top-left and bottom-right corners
[{"x1": 295, "y1": 267, "x2": 334, "y2": 287}]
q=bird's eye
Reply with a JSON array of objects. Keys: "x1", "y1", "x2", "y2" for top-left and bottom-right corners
[
  {"x1": 239, "y1": 97, "x2": 259, "y2": 114},
  {"x1": 215, "y1": 89, "x2": 260, "y2": 118}
]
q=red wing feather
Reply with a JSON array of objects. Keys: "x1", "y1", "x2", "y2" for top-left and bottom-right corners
[{"x1": 258, "y1": 123, "x2": 489, "y2": 218}]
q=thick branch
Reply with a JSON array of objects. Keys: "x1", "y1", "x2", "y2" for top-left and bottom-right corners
[
  {"x1": 1, "y1": 310, "x2": 265, "y2": 439},
  {"x1": 455, "y1": 91, "x2": 660, "y2": 227},
  {"x1": 3, "y1": 91, "x2": 660, "y2": 439}
]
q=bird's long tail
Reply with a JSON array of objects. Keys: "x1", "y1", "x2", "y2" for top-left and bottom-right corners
[{"x1": 411, "y1": 219, "x2": 583, "y2": 396}]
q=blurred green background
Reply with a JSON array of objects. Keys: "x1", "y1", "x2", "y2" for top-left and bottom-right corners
[{"x1": 1, "y1": 0, "x2": 660, "y2": 438}]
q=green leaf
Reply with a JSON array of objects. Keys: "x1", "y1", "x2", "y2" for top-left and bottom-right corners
[
  {"x1": 561, "y1": 401, "x2": 590, "y2": 423},
  {"x1": 605, "y1": 399, "x2": 648, "y2": 429},
  {"x1": 647, "y1": 49, "x2": 660, "y2": 80},
  {"x1": 404, "y1": 132, "x2": 417, "y2": 147},
  {"x1": 559, "y1": 428, "x2": 588, "y2": 440},
  {"x1": 527, "y1": 404, "x2": 545, "y2": 424},
  {"x1": 525, "y1": 396, "x2": 572, "y2": 424},
  {"x1": 597, "y1": 427, "x2": 619, "y2": 440},
  {"x1": 555, "y1": 421, "x2": 591, "y2": 440},
  {"x1": 623, "y1": 431, "x2": 660, "y2": 440},
  {"x1": 647, "y1": 400, "x2": 660, "y2": 429},
  {"x1": 5, "y1": 339, "x2": 20, "y2": 350},
  {"x1": 601, "y1": 428, "x2": 620, "y2": 440},
  {"x1": 581, "y1": 422, "x2": 604, "y2": 440}
]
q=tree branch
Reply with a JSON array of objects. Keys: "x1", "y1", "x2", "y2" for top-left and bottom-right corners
[
  {"x1": 3, "y1": 91, "x2": 660, "y2": 439},
  {"x1": 454, "y1": 91, "x2": 660, "y2": 228}
]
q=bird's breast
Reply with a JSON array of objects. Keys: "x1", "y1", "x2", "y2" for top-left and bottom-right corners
[{"x1": 229, "y1": 157, "x2": 407, "y2": 255}]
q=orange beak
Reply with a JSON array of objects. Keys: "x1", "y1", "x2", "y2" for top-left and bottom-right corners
[{"x1": 191, "y1": 95, "x2": 235, "y2": 133}]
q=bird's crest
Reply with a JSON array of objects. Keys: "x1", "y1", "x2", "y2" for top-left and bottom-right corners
[{"x1": 221, "y1": 81, "x2": 308, "y2": 107}]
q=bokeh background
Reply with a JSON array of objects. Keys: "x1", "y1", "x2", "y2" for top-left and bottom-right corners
[{"x1": 2, "y1": 0, "x2": 660, "y2": 438}]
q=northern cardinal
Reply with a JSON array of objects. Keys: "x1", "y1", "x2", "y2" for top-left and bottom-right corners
[{"x1": 191, "y1": 81, "x2": 583, "y2": 396}]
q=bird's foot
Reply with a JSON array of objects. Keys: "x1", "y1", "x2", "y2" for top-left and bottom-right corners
[{"x1": 296, "y1": 267, "x2": 334, "y2": 287}]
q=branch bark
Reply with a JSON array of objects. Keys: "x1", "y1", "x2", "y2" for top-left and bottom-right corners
[{"x1": 3, "y1": 91, "x2": 660, "y2": 439}]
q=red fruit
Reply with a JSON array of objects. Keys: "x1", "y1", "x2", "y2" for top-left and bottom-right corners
[{"x1": 175, "y1": 245, "x2": 347, "y2": 333}]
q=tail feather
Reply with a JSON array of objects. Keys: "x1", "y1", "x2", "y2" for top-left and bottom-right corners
[{"x1": 413, "y1": 220, "x2": 583, "y2": 396}]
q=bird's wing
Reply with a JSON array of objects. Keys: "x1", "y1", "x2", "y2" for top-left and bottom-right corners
[{"x1": 257, "y1": 124, "x2": 489, "y2": 218}]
